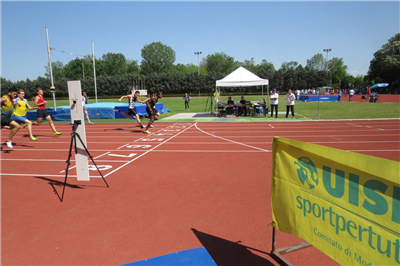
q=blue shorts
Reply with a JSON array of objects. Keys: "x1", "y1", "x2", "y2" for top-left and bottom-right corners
[{"x1": 11, "y1": 115, "x2": 27, "y2": 124}]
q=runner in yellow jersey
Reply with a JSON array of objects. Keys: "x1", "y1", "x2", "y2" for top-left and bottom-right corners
[
  {"x1": 11, "y1": 89, "x2": 39, "y2": 141},
  {"x1": 1, "y1": 87, "x2": 21, "y2": 148}
]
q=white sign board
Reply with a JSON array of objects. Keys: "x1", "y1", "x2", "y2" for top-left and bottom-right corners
[
  {"x1": 67, "y1": 81, "x2": 90, "y2": 181},
  {"x1": 132, "y1": 89, "x2": 147, "y2": 96}
]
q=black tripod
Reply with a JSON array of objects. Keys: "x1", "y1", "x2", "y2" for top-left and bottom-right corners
[
  {"x1": 61, "y1": 120, "x2": 109, "y2": 202},
  {"x1": 312, "y1": 91, "x2": 321, "y2": 120},
  {"x1": 204, "y1": 90, "x2": 214, "y2": 114}
]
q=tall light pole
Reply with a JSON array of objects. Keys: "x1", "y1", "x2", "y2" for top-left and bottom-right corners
[
  {"x1": 323, "y1": 48, "x2": 332, "y2": 85},
  {"x1": 194, "y1": 51, "x2": 202, "y2": 75},
  {"x1": 323, "y1": 48, "x2": 331, "y2": 69},
  {"x1": 45, "y1": 27, "x2": 57, "y2": 111},
  {"x1": 92, "y1": 41, "x2": 98, "y2": 103}
]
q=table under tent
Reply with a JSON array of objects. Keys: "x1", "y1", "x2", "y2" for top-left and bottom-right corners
[{"x1": 215, "y1": 67, "x2": 269, "y2": 117}]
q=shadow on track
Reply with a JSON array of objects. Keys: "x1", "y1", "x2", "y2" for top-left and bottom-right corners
[{"x1": 191, "y1": 228, "x2": 275, "y2": 266}]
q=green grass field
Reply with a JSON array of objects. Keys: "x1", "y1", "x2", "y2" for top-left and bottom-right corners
[{"x1": 28, "y1": 95, "x2": 400, "y2": 123}]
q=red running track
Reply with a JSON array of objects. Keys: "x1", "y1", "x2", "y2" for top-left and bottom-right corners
[{"x1": 1, "y1": 119, "x2": 399, "y2": 265}]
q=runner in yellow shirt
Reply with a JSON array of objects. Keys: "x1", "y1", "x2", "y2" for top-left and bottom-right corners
[
  {"x1": 11, "y1": 89, "x2": 39, "y2": 141},
  {"x1": 1, "y1": 87, "x2": 21, "y2": 148}
]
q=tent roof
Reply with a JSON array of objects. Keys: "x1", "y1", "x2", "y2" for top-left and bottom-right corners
[{"x1": 216, "y1": 67, "x2": 268, "y2": 87}]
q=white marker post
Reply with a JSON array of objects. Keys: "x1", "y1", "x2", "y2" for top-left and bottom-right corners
[{"x1": 67, "y1": 81, "x2": 90, "y2": 181}]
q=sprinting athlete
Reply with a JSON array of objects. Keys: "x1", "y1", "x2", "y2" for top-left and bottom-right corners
[
  {"x1": 116, "y1": 91, "x2": 145, "y2": 128},
  {"x1": 1, "y1": 87, "x2": 21, "y2": 148},
  {"x1": 11, "y1": 89, "x2": 39, "y2": 141},
  {"x1": 82, "y1": 92, "x2": 93, "y2": 124},
  {"x1": 34, "y1": 87, "x2": 62, "y2": 135},
  {"x1": 141, "y1": 92, "x2": 162, "y2": 134}
]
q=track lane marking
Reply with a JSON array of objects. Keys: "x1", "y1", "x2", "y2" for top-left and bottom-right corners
[
  {"x1": 195, "y1": 123, "x2": 270, "y2": 152},
  {"x1": 103, "y1": 123, "x2": 196, "y2": 178}
]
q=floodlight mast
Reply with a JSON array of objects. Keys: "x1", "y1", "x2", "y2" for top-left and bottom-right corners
[
  {"x1": 92, "y1": 41, "x2": 98, "y2": 103},
  {"x1": 194, "y1": 51, "x2": 202, "y2": 75},
  {"x1": 323, "y1": 48, "x2": 332, "y2": 85},
  {"x1": 45, "y1": 27, "x2": 57, "y2": 111},
  {"x1": 323, "y1": 48, "x2": 332, "y2": 69}
]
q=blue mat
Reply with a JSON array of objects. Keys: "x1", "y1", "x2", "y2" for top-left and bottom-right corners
[
  {"x1": 299, "y1": 94, "x2": 340, "y2": 102},
  {"x1": 26, "y1": 102, "x2": 170, "y2": 121},
  {"x1": 121, "y1": 247, "x2": 216, "y2": 266}
]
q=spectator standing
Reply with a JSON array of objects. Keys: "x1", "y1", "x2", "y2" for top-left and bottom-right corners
[
  {"x1": 184, "y1": 93, "x2": 191, "y2": 111},
  {"x1": 370, "y1": 91, "x2": 377, "y2": 102},
  {"x1": 349, "y1": 88, "x2": 355, "y2": 101},
  {"x1": 338, "y1": 89, "x2": 342, "y2": 102},
  {"x1": 366, "y1": 86, "x2": 371, "y2": 101},
  {"x1": 214, "y1": 88, "x2": 220, "y2": 105},
  {"x1": 285, "y1": 89, "x2": 296, "y2": 119},
  {"x1": 295, "y1": 89, "x2": 300, "y2": 100},
  {"x1": 270, "y1": 88, "x2": 279, "y2": 118}
]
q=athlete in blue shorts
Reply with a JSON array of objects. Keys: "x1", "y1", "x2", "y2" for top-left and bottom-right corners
[{"x1": 11, "y1": 89, "x2": 39, "y2": 141}]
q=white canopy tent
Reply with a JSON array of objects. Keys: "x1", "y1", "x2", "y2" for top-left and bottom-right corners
[
  {"x1": 215, "y1": 67, "x2": 269, "y2": 113},
  {"x1": 216, "y1": 66, "x2": 269, "y2": 88}
]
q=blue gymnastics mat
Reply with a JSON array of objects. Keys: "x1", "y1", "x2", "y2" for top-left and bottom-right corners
[
  {"x1": 121, "y1": 247, "x2": 216, "y2": 266},
  {"x1": 26, "y1": 102, "x2": 170, "y2": 121}
]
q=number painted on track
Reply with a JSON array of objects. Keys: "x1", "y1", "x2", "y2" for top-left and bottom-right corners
[{"x1": 126, "y1": 145, "x2": 152, "y2": 148}]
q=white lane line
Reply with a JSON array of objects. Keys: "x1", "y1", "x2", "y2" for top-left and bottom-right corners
[
  {"x1": 1, "y1": 158, "x2": 131, "y2": 162},
  {"x1": 1, "y1": 173, "x2": 102, "y2": 178},
  {"x1": 195, "y1": 123, "x2": 270, "y2": 152},
  {"x1": 59, "y1": 151, "x2": 110, "y2": 173},
  {"x1": 347, "y1": 123, "x2": 386, "y2": 131},
  {"x1": 145, "y1": 150, "x2": 270, "y2": 153},
  {"x1": 103, "y1": 123, "x2": 196, "y2": 178}
]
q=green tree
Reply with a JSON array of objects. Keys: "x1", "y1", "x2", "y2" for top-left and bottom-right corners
[
  {"x1": 256, "y1": 59, "x2": 275, "y2": 80},
  {"x1": 64, "y1": 58, "x2": 86, "y2": 80},
  {"x1": 140, "y1": 42, "x2": 176, "y2": 75},
  {"x1": 280, "y1": 61, "x2": 299, "y2": 71},
  {"x1": 368, "y1": 33, "x2": 400, "y2": 87},
  {"x1": 205, "y1": 52, "x2": 236, "y2": 78},
  {"x1": 341, "y1": 74, "x2": 364, "y2": 90},
  {"x1": 102, "y1": 53, "x2": 128, "y2": 76},
  {"x1": 237, "y1": 57, "x2": 257, "y2": 73},
  {"x1": 328, "y1": 57, "x2": 348, "y2": 88},
  {"x1": 127, "y1": 59, "x2": 139, "y2": 75},
  {"x1": 44, "y1": 60, "x2": 65, "y2": 82},
  {"x1": 306, "y1": 53, "x2": 325, "y2": 71}
]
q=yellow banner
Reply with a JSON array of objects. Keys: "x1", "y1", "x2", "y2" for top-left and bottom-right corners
[{"x1": 271, "y1": 137, "x2": 400, "y2": 266}]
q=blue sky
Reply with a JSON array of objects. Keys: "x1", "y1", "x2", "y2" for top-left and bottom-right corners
[{"x1": 1, "y1": 1, "x2": 399, "y2": 82}]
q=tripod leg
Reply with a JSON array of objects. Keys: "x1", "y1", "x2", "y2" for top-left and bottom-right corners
[
  {"x1": 204, "y1": 96, "x2": 209, "y2": 112},
  {"x1": 61, "y1": 133, "x2": 76, "y2": 202},
  {"x1": 75, "y1": 133, "x2": 109, "y2": 188}
]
